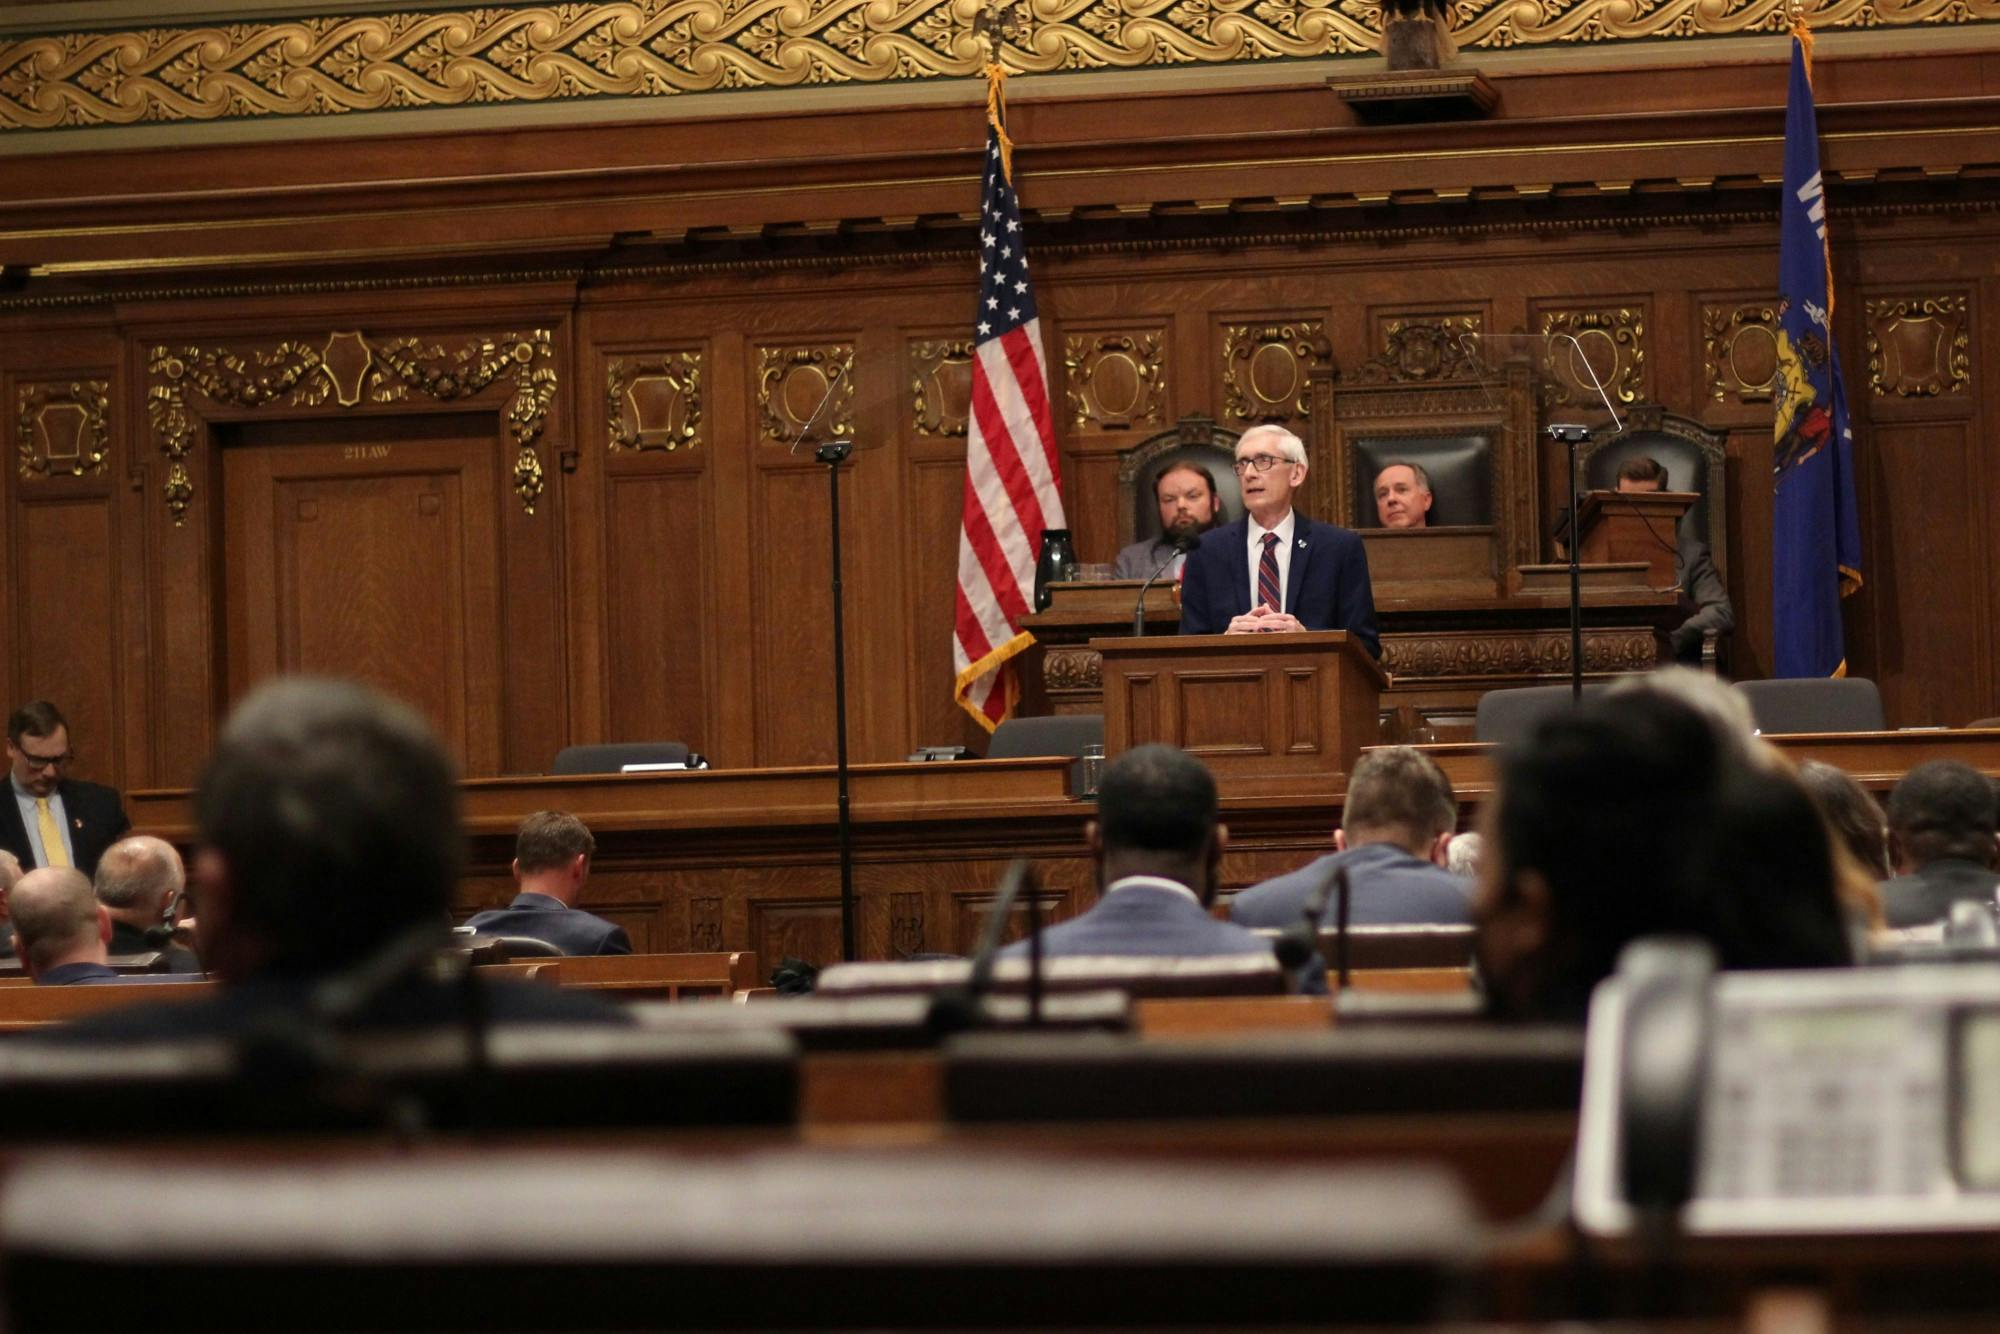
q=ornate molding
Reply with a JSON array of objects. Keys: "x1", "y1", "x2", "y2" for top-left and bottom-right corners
[
  {"x1": 1702, "y1": 301, "x2": 1780, "y2": 404},
  {"x1": 16, "y1": 378, "x2": 109, "y2": 479},
  {"x1": 1383, "y1": 628, "x2": 1659, "y2": 680},
  {"x1": 1064, "y1": 330, "x2": 1167, "y2": 432},
  {"x1": 757, "y1": 342, "x2": 854, "y2": 444},
  {"x1": 1346, "y1": 316, "x2": 1483, "y2": 385},
  {"x1": 1043, "y1": 646, "x2": 1103, "y2": 694},
  {"x1": 3, "y1": 3, "x2": 1997, "y2": 132},
  {"x1": 145, "y1": 328, "x2": 558, "y2": 524},
  {"x1": 1220, "y1": 320, "x2": 1325, "y2": 423},
  {"x1": 1536, "y1": 305, "x2": 1646, "y2": 408},
  {"x1": 608, "y1": 350, "x2": 703, "y2": 452},
  {"x1": 890, "y1": 891, "x2": 925, "y2": 959},
  {"x1": 1865, "y1": 295, "x2": 1972, "y2": 398},
  {"x1": 689, "y1": 896, "x2": 722, "y2": 953},
  {"x1": 910, "y1": 336, "x2": 974, "y2": 438}
]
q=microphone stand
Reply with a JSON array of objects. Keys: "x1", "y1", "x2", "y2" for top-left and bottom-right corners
[
  {"x1": 1463, "y1": 332, "x2": 1624, "y2": 704},
  {"x1": 1131, "y1": 537, "x2": 1194, "y2": 637},
  {"x1": 927, "y1": 860, "x2": 1037, "y2": 1035},
  {"x1": 792, "y1": 367, "x2": 859, "y2": 962}
]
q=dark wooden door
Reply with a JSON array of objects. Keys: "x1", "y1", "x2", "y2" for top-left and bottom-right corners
[{"x1": 220, "y1": 416, "x2": 505, "y2": 775}]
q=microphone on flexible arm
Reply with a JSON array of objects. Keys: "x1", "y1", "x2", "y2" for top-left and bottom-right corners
[
  {"x1": 787, "y1": 359, "x2": 849, "y2": 461},
  {"x1": 1272, "y1": 861, "x2": 1347, "y2": 993},
  {"x1": 927, "y1": 859, "x2": 1038, "y2": 1037},
  {"x1": 1460, "y1": 331, "x2": 1624, "y2": 701},
  {"x1": 1131, "y1": 534, "x2": 1198, "y2": 637}
]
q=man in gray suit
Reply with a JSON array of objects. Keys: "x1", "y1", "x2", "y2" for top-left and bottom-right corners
[
  {"x1": 1879, "y1": 760, "x2": 2000, "y2": 928},
  {"x1": 464, "y1": 810, "x2": 632, "y2": 956},
  {"x1": 1110, "y1": 463, "x2": 1224, "y2": 581},
  {"x1": 1231, "y1": 746, "x2": 1470, "y2": 933},
  {"x1": 1615, "y1": 456, "x2": 1735, "y2": 662}
]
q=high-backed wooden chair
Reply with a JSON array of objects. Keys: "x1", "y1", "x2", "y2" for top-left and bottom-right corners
[
  {"x1": 1112, "y1": 413, "x2": 1242, "y2": 552},
  {"x1": 1577, "y1": 404, "x2": 1729, "y2": 578}
]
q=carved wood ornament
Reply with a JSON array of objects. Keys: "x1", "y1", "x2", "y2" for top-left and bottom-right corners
[
  {"x1": 1866, "y1": 296, "x2": 1972, "y2": 398},
  {"x1": 16, "y1": 379, "x2": 110, "y2": 479},
  {"x1": 146, "y1": 329, "x2": 559, "y2": 523},
  {"x1": 608, "y1": 350, "x2": 703, "y2": 452}
]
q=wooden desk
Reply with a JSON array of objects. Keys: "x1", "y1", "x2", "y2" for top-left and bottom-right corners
[{"x1": 1397, "y1": 728, "x2": 2000, "y2": 797}]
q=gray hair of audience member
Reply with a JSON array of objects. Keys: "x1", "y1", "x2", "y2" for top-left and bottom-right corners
[
  {"x1": 1886, "y1": 760, "x2": 1999, "y2": 868},
  {"x1": 1236, "y1": 423, "x2": 1308, "y2": 468},
  {"x1": 1340, "y1": 745, "x2": 1456, "y2": 854},
  {"x1": 194, "y1": 677, "x2": 461, "y2": 979},
  {"x1": 1445, "y1": 830, "x2": 1484, "y2": 880},
  {"x1": 1797, "y1": 761, "x2": 1892, "y2": 880},
  {"x1": 10, "y1": 866, "x2": 99, "y2": 971},
  {"x1": 1097, "y1": 744, "x2": 1218, "y2": 860},
  {"x1": 0, "y1": 848, "x2": 21, "y2": 893},
  {"x1": 514, "y1": 810, "x2": 596, "y2": 873},
  {"x1": 1604, "y1": 667, "x2": 1759, "y2": 763},
  {"x1": 93, "y1": 834, "x2": 186, "y2": 913}
]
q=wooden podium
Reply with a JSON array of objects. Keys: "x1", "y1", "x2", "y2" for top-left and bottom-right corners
[
  {"x1": 1576, "y1": 489, "x2": 1695, "y2": 587},
  {"x1": 1093, "y1": 632, "x2": 1388, "y2": 797}
]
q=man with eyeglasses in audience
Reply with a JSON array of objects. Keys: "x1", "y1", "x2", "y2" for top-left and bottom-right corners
[
  {"x1": 0, "y1": 701, "x2": 128, "y2": 879},
  {"x1": 1177, "y1": 424, "x2": 1379, "y2": 655}
]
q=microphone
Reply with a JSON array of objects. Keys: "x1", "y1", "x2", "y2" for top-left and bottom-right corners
[
  {"x1": 1272, "y1": 860, "x2": 1345, "y2": 990},
  {"x1": 926, "y1": 859, "x2": 1037, "y2": 1036},
  {"x1": 1131, "y1": 533, "x2": 1197, "y2": 637},
  {"x1": 1332, "y1": 863, "x2": 1354, "y2": 993}
]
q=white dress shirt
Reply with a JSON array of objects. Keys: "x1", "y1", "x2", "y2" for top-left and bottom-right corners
[
  {"x1": 1245, "y1": 509, "x2": 1297, "y2": 613},
  {"x1": 1104, "y1": 874, "x2": 1202, "y2": 906}
]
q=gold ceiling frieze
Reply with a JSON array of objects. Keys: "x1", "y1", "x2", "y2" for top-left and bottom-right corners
[{"x1": 1, "y1": 0, "x2": 1997, "y2": 133}]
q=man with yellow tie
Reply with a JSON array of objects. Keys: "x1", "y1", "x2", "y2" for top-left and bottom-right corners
[{"x1": 1, "y1": 701, "x2": 128, "y2": 879}]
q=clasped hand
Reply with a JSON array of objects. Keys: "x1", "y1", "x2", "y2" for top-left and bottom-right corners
[{"x1": 1225, "y1": 604, "x2": 1304, "y2": 634}]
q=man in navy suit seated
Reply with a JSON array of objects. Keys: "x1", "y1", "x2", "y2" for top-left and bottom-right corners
[
  {"x1": 1001, "y1": 744, "x2": 1270, "y2": 960},
  {"x1": 10, "y1": 866, "x2": 184, "y2": 986},
  {"x1": 1177, "y1": 424, "x2": 1380, "y2": 657},
  {"x1": 465, "y1": 811, "x2": 632, "y2": 956},
  {"x1": 1231, "y1": 746, "x2": 1471, "y2": 937}
]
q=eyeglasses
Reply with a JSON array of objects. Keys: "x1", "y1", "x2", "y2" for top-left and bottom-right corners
[
  {"x1": 15, "y1": 749, "x2": 70, "y2": 772},
  {"x1": 1232, "y1": 454, "x2": 1289, "y2": 475}
]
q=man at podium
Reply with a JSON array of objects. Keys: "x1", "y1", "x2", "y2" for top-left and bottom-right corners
[
  {"x1": 1177, "y1": 425, "x2": 1380, "y2": 657},
  {"x1": 1615, "y1": 456, "x2": 1734, "y2": 662}
]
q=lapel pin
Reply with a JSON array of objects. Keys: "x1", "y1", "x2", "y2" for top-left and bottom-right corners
[
  {"x1": 72, "y1": 818, "x2": 81, "y2": 829},
  {"x1": 1296, "y1": 538, "x2": 1308, "y2": 550}
]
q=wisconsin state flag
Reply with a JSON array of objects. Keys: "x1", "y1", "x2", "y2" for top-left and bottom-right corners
[{"x1": 1771, "y1": 20, "x2": 1862, "y2": 678}]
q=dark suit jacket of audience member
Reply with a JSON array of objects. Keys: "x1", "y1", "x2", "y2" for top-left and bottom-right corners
[
  {"x1": 0, "y1": 777, "x2": 130, "y2": 878},
  {"x1": 34, "y1": 973, "x2": 631, "y2": 1042},
  {"x1": 108, "y1": 919, "x2": 203, "y2": 975},
  {"x1": 998, "y1": 878, "x2": 1270, "y2": 960},
  {"x1": 1176, "y1": 515, "x2": 1381, "y2": 657},
  {"x1": 1229, "y1": 842, "x2": 1473, "y2": 932},
  {"x1": 1879, "y1": 857, "x2": 2000, "y2": 929},
  {"x1": 463, "y1": 892, "x2": 632, "y2": 956},
  {"x1": 36, "y1": 962, "x2": 190, "y2": 987},
  {"x1": 1672, "y1": 532, "x2": 1736, "y2": 662}
]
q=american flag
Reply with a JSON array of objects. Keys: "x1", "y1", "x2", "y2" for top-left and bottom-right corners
[{"x1": 952, "y1": 72, "x2": 1066, "y2": 733}]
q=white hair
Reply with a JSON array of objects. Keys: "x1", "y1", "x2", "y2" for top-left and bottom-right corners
[{"x1": 1236, "y1": 424, "x2": 1307, "y2": 468}]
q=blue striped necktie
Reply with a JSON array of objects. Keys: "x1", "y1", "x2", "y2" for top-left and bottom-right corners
[{"x1": 1257, "y1": 531, "x2": 1282, "y2": 612}]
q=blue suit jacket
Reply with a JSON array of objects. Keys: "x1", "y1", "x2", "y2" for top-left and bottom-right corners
[
  {"x1": 1000, "y1": 879, "x2": 1272, "y2": 960},
  {"x1": 1176, "y1": 514, "x2": 1380, "y2": 657},
  {"x1": 35, "y1": 962, "x2": 190, "y2": 987},
  {"x1": 464, "y1": 892, "x2": 633, "y2": 957},
  {"x1": 1229, "y1": 842, "x2": 1472, "y2": 930}
]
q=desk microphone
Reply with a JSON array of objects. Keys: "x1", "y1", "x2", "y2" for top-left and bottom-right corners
[
  {"x1": 1132, "y1": 534, "x2": 1197, "y2": 636},
  {"x1": 1272, "y1": 861, "x2": 1346, "y2": 991},
  {"x1": 927, "y1": 859, "x2": 1037, "y2": 1036}
]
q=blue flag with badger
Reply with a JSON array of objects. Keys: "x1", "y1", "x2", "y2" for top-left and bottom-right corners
[{"x1": 1772, "y1": 18, "x2": 1862, "y2": 678}]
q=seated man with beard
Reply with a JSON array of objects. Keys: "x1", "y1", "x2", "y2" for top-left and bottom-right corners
[{"x1": 1111, "y1": 462, "x2": 1227, "y2": 581}]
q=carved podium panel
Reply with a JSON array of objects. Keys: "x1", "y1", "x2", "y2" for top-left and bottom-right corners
[
  {"x1": 1576, "y1": 488, "x2": 1695, "y2": 588},
  {"x1": 1094, "y1": 632, "x2": 1388, "y2": 798}
]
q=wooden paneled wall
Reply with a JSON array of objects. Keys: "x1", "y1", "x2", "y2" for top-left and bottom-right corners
[{"x1": 2, "y1": 51, "x2": 1999, "y2": 794}]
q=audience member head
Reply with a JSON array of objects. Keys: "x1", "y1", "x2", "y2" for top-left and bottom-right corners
[
  {"x1": 93, "y1": 834, "x2": 186, "y2": 927},
  {"x1": 1153, "y1": 463, "x2": 1223, "y2": 543},
  {"x1": 191, "y1": 677, "x2": 461, "y2": 983},
  {"x1": 1797, "y1": 760, "x2": 1891, "y2": 880},
  {"x1": 512, "y1": 810, "x2": 596, "y2": 906},
  {"x1": 1604, "y1": 667, "x2": 1759, "y2": 767},
  {"x1": 1685, "y1": 766, "x2": 1853, "y2": 971},
  {"x1": 1446, "y1": 831, "x2": 1484, "y2": 881},
  {"x1": 1886, "y1": 760, "x2": 1998, "y2": 874},
  {"x1": 1232, "y1": 425, "x2": 1307, "y2": 529},
  {"x1": 1614, "y1": 455, "x2": 1670, "y2": 492},
  {"x1": 10, "y1": 866, "x2": 109, "y2": 979},
  {"x1": 1475, "y1": 690, "x2": 1727, "y2": 1021},
  {"x1": 1337, "y1": 745, "x2": 1457, "y2": 865},
  {"x1": 1372, "y1": 462, "x2": 1434, "y2": 530},
  {"x1": 6, "y1": 699, "x2": 71, "y2": 800},
  {"x1": 1090, "y1": 744, "x2": 1225, "y2": 904}
]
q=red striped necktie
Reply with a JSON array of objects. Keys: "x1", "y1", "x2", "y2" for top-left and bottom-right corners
[{"x1": 1257, "y1": 531, "x2": 1282, "y2": 612}]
